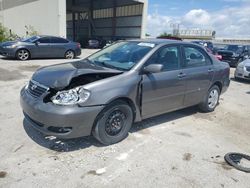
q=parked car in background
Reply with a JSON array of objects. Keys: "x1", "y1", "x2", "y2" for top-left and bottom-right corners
[
  {"x1": 20, "y1": 39, "x2": 230, "y2": 145},
  {"x1": 88, "y1": 38, "x2": 106, "y2": 49},
  {"x1": 0, "y1": 35, "x2": 81, "y2": 61},
  {"x1": 205, "y1": 47, "x2": 222, "y2": 61},
  {"x1": 192, "y1": 41, "x2": 214, "y2": 51},
  {"x1": 217, "y1": 44, "x2": 250, "y2": 67},
  {"x1": 235, "y1": 58, "x2": 250, "y2": 81},
  {"x1": 191, "y1": 41, "x2": 222, "y2": 61}
]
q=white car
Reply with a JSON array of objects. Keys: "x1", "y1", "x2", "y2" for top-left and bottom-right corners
[{"x1": 235, "y1": 59, "x2": 250, "y2": 80}]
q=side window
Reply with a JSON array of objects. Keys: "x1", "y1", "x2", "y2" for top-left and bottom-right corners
[
  {"x1": 146, "y1": 46, "x2": 180, "y2": 71},
  {"x1": 51, "y1": 37, "x2": 69, "y2": 43},
  {"x1": 183, "y1": 46, "x2": 211, "y2": 68},
  {"x1": 37, "y1": 37, "x2": 51, "y2": 43}
]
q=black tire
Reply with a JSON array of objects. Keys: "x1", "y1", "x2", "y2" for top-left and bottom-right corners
[
  {"x1": 92, "y1": 100, "x2": 133, "y2": 145},
  {"x1": 64, "y1": 50, "x2": 75, "y2": 59},
  {"x1": 16, "y1": 49, "x2": 30, "y2": 61},
  {"x1": 199, "y1": 85, "x2": 220, "y2": 112},
  {"x1": 224, "y1": 153, "x2": 250, "y2": 173}
]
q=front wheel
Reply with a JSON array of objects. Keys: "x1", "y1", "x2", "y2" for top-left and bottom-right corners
[
  {"x1": 16, "y1": 49, "x2": 30, "y2": 61},
  {"x1": 92, "y1": 101, "x2": 133, "y2": 145},
  {"x1": 199, "y1": 85, "x2": 220, "y2": 112}
]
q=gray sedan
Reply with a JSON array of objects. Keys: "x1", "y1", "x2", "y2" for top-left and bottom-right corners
[
  {"x1": 0, "y1": 35, "x2": 81, "y2": 61},
  {"x1": 235, "y1": 59, "x2": 250, "y2": 80},
  {"x1": 20, "y1": 39, "x2": 230, "y2": 145}
]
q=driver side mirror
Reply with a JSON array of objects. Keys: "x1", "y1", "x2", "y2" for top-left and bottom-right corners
[{"x1": 143, "y1": 64, "x2": 163, "y2": 74}]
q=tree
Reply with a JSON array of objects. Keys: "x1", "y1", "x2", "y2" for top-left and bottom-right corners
[
  {"x1": 158, "y1": 32, "x2": 172, "y2": 38},
  {"x1": 0, "y1": 23, "x2": 8, "y2": 42}
]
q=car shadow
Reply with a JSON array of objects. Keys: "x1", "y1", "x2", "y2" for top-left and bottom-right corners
[
  {"x1": 130, "y1": 106, "x2": 198, "y2": 133},
  {"x1": 231, "y1": 77, "x2": 250, "y2": 84},
  {"x1": 23, "y1": 106, "x2": 199, "y2": 152},
  {"x1": 0, "y1": 56, "x2": 82, "y2": 61},
  {"x1": 23, "y1": 119, "x2": 103, "y2": 152}
]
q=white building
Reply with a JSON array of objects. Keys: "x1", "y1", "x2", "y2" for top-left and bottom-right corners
[{"x1": 0, "y1": 0, "x2": 148, "y2": 41}]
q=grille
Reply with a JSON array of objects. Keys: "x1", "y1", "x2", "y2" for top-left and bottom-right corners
[
  {"x1": 27, "y1": 80, "x2": 49, "y2": 98},
  {"x1": 246, "y1": 66, "x2": 250, "y2": 72}
]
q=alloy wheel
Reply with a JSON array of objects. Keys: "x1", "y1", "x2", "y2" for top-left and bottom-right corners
[
  {"x1": 17, "y1": 50, "x2": 29, "y2": 61},
  {"x1": 208, "y1": 89, "x2": 219, "y2": 109},
  {"x1": 65, "y1": 51, "x2": 74, "y2": 59}
]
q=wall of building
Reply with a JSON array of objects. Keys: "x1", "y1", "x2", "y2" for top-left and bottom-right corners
[
  {"x1": 0, "y1": 0, "x2": 66, "y2": 37},
  {"x1": 66, "y1": 0, "x2": 147, "y2": 41}
]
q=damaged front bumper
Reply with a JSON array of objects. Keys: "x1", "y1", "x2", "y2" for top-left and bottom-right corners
[{"x1": 20, "y1": 87, "x2": 104, "y2": 139}]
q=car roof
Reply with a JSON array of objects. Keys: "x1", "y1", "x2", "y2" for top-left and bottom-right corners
[
  {"x1": 36, "y1": 35, "x2": 66, "y2": 39},
  {"x1": 128, "y1": 38, "x2": 201, "y2": 46}
]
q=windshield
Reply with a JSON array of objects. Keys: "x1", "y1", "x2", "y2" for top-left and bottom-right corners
[
  {"x1": 22, "y1": 36, "x2": 40, "y2": 43},
  {"x1": 87, "y1": 41, "x2": 155, "y2": 71},
  {"x1": 225, "y1": 45, "x2": 244, "y2": 54}
]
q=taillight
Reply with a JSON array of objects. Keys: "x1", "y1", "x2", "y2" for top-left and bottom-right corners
[{"x1": 77, "y1": 43, "x2": 81, "y2": 48}]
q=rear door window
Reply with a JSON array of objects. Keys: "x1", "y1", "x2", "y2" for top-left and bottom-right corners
[
  {"x1": 51, "y1": 37, "x2": 69, "y2": 43},
  {"x1": 37, "y1": 37, "x2": 51, "y2": 43},
  {"x1": 183, "y1": 46, "x2": 211, "y2": 68}
]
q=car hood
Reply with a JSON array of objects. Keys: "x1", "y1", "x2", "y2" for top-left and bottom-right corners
[
  {"x1": 242, "y1": 59, "x2": 250, "y2": 66},
  {"x1": 0, "y1": 41, "x2": 30, "y2": 47},
  {"x1": 0, "y1": 41, "x2": 17, "y2": 47},
  {"x1": 32, "y1": 61, "x2": 123, "y2": 90}
]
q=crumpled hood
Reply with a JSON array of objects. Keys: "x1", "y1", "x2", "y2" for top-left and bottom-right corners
[{"x1": 32, "y1": 61, "x2": 122, "y2": 90}]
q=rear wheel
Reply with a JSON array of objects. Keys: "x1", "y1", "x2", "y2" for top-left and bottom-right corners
[
  {"x1": 199, "y1": 85, "x2": 220, "y2": 112},
  {"x1": 65, "y1": 50, "x2": 75, "y2": 59},
  {"x1": 16, "y1": 49, "x2": 30, "y2": 61},
  {"x1": 92, "y1": 101, "x2": 133, "y2": 145}
]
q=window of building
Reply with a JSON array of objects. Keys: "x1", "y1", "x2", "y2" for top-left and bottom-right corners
[
  {"x1": 93, "y1": 8, "x2": 113, "y2": 19},
  {"x1": 116, "y1": 4, "x2": 143, "y2": 17}
]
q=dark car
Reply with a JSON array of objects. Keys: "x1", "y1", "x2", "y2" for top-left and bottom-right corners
[
  {"x1": 217, "y1": 44, "x2": 250, "y2": 67},
  {"x1": 20, "y1": 39, "x2": 230, "y2": 145},
  {"x1": 0, "y1": 35, "x2": 81, "y2": 61},
  {"x1": 87, "y1": 38, "x2": 106, "y2": 49}
]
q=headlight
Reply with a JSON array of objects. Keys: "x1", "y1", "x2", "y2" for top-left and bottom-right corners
[
  {"x1": 4, "y1": 45, "x2": 16, "y2": 49},
  {"x1": 51, "y1": 86, "x2": 90, "y2": 106}
]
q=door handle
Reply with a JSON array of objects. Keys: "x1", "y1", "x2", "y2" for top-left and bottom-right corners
[
  {"x1": 208, "y1": 68, "x2": 214, "y2": 73},
  {"x1": 178, "y1": 72, "x2": 186, "y2": 78}
]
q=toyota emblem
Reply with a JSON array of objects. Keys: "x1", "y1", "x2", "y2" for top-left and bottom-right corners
[{"x1": 31, "y1": 84, "x2": 37, "y2": 90}]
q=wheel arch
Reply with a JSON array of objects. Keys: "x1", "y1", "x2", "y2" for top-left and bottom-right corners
[
  {"x1": 212, "y1": 81, "x2": 222, "y2": 93},
  {"x1": 105, "y1": 97, "x2": 137, "y2": 121},
  {"x1": 16, "y1": 48, "x2": 31, "y2": 59}
]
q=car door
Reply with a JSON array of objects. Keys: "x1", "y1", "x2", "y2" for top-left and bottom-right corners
[
  {"x1": 141, "y1": 45, "x2": 187, "y2": 118},
  {"x1": 33, "y1": 37, "x2": 52, "y2": 58},
  {"x1": 181, "y1": 45, "x2": 215, "y2": 107},
  {"x1": 50, "y1": 37, "x2": 69, "y2": 58}
]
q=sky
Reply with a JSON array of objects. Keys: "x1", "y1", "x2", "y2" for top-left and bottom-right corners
[{"x1": 146, "y1": 0, "x2": 250, "y2": 38}]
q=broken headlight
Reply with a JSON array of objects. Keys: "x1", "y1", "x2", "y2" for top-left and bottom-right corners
[{"x1": 51, "y1": 86, "x2": 90, "y2": 106}]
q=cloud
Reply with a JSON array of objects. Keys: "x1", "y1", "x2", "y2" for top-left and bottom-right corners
[
  {"x1": 147, "y1": 5, "x2": 250, "y2": 38},
  {"x1": 183, "y1": 9, "x2": 211, "y2": 25}
]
